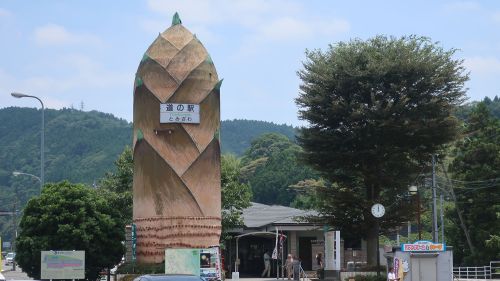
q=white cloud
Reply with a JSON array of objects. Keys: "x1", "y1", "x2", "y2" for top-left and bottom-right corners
[
  {"x1": 144, "y1": 0, "x2": 349, "y2": 44},
  {"x1": 444, "y1": 1, "x2": 481, "y2": 12},
  {"x1": 0, "y1": 7, "x2": 12, "y2": 18},
  {"x1": 146, "y1": 0, "x2": 301, "y2": 27},
  {"x1": 464, "y1": 56, "x2": 500, "y2": 75},
  {"x1": 34, "y1": 24, "x2": 103, "y2": 47},
  {"x1": 141, "y1": 19, "x2": 219, "y2": 44},
  {"x1": 443, "y1": 2, "x2": 500, "y2": 25},
  {"x1": 0, "y1": 68, "x2": 69, "y2": 110},
  {"x1": 493, "y1": 11, "x2": 500, "y2": 23},
  {"x1": 260, "y1": 17, "x2": 311, "y2": 40},
  {"x1": 257, "y1": 17, "x2": 350, "y2": 41},
  {"x1": 0, "y1": 53, "x2": 130, "y2": 111}
]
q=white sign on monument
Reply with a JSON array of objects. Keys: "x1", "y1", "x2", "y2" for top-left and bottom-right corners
[
  {"x1": 160, "y1": 103, "x2": 200, "y2": 124},
  {"x1": 324, "y1": 231, "x2": 341, "y2": 271},
  {"x1": 41, "y1": 251, "x2": 85, "y2": 280}
]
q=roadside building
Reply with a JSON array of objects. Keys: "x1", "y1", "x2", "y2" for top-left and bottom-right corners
[{"x1": 225, "y1": 202, "x2": 325, "y2": 277}]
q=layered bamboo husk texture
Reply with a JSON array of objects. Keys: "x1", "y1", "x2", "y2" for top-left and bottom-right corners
[{"x1": 132, "y1": 15, "x2": 221, "y2": 264}]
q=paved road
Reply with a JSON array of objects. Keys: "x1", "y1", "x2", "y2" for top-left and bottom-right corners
[{"x1": 1, "y1": 262, "x2": 32, "y2": 280}]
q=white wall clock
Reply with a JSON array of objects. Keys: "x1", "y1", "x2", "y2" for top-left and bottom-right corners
[{"x1": 371, "y1": 203, "x2": 385, "y2": 218}]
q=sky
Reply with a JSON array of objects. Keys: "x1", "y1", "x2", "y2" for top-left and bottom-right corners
[{"x1": 1, "y1": 0, "x2": 500, "y2": 126}]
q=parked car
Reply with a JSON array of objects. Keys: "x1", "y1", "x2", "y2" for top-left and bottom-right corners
[
  {"x1": 133, "y1": 275, "x2": 205, "y2": 281},
  {"x1": 5, "y1": 252, "x2": 15, "y2": 265}
]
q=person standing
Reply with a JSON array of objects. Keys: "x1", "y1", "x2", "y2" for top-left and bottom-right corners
[
  {"x1": 261, "y1": 250, "x2": 271, "y2": 277},
  {"x1": 388, "y1": 267, "x2": 399, "y2": 281},
  {"x1": 292, "y1": 255, "x2": 301, "y2": 281},
  {"x1": 285, "y1": 254, "x2": 294, "y2": 280},
  {"x1": 316, "y1": 253, "x2": 324, "y2": 279}
]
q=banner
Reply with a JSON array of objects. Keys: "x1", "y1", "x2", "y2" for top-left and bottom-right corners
[{"x1": 272, "y1": 228, "x2": 278, "y2": 259}]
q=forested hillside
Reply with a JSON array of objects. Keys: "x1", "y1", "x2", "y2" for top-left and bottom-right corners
[
  {"x1": 220, "y1": 119, "x2": 296, "y2": 155},
  {"x1": 0, "y1": 107, "x2": 131, "y2": 188},
  {"x1": 456, "y1": 96, "x2": 500, "y2": 120},
  {"x1": 0, "y1": 107, "x2": 296, "y2": 188},
  {"x1": 0, "y1": 107, "x2": 297, "y2": 241},
  {"x1": 1, "y1": 98, "x2": 498, "y2": 253}
]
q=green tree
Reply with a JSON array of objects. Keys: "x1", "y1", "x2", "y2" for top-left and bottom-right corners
[
  {"x1": 241, "y1": 133, "x2": 318, "y2": 206},
  {"x1": 295, "y1": 35, "x2": 468, "y2": 264},
  {"x1": 99, "y1": 146, "x2": 133, "y2": 224},
  {"x1": 289, "y1": 179, "x2": 324, "y2": 210},
  {"x1": 455, "y1": 96, "x2": 500, "y2": 121},
  {"x1": 15, "y1": 181, "x2": 125, "y2": 280},
  {"x1": 221, "y1": 154, "x2": 252, "y2": 240},
  {"x1": 447, "y1": 103, "x2": 500, "y2": 265}
]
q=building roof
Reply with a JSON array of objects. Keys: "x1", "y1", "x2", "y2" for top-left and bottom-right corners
[{"x1": 242, "y1": 202, "x2": 318, "y2": 228}]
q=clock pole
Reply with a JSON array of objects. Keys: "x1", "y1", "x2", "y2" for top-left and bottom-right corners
[
  {"x1": 371, "y1": 203, "x2": 385, "y2": 278},
  {"x1": 376, "y1": 218, "x2": 380, "y2": 277}
]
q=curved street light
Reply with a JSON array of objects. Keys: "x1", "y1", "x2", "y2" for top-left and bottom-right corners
[
  {"x1": 11, "y1": 92, "x2": 44, "y2": 191},
  {"x1": 12, "y1": 171, "x2": 42, "y2": 183}
]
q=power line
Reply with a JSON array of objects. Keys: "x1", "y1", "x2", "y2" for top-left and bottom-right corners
[{"x1": 435, "y1": 175, "x2": 500, "y2": 185}]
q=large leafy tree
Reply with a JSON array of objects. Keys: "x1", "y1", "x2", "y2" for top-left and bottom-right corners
[
  {"x1": 447, "y1": 103, "x2": 500, "y2": 265},
  {"x1": 221, "y1": 154, "x2": 252, "y2": 240},
  {"x1": 99, "y1": 146, "x2": 133, "y2": 224},
  {"x1": 295, "y1": 35, "x2": 468, "y2": 264},
  {"x1": 15, "y1": 181, "x2": 125, "y2": 280},
  {"x1": 241, "y1": 133, "x2": 318, "y2": 206}
]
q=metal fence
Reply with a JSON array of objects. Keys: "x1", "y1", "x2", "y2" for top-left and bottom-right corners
[
  {"x1": 491, "y1": 261, "x2": 500, "y2": 279},
  {"x1": 453, "y1": 261, "x2": 500, "y2": 280}
]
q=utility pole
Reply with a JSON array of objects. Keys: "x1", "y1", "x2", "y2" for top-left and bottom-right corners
[
  {"x1": 440, "y1": 162, "x2": 475, "y2": 255},
  {"x1": 440, "y1": 194, "x2": 445, "y2": 243},
  {"x1": 12, "y1": 200, "x2": 17, "y2": 271},
  {"x1": 432, "y1": 154, "x2": 439, "y2": 243}
]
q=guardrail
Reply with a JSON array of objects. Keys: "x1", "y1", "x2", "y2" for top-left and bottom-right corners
[
  {"x1": 453, "y1": 261, "x2": 500, "y2": 280},
  {"x1": 491, "y1": 261, "x2": 500, "y2": 279}
]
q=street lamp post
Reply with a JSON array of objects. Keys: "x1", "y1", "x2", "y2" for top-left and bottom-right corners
[
  {"x1": 12, "y1": 171, "x2": 41, "y2": 183},
  {"x1": 408, "y1": 185, "x2": 422, "y2": 240},
  {"x1": 11, "y1": 92, "x2": 44, "y2": 191}
]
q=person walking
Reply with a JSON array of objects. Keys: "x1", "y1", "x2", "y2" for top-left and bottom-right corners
[
  {"x1": 261, "y1": 250, "x2": 271, "y2": 278},
  {"x1": 316, "y1": 252, "x2": 324, "y2": 279},
  {"x1": 285, "y1": 254, "x2": 294, "y2": 280},
  {"x1": 292, "y1": 255, "x2": 301, "y2": 281}
]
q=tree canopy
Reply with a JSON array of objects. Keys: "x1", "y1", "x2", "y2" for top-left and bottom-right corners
[
  {"x1": 241, "y1": 133, "x2": 318, "y2": 206},
  {"x1": 99, "y1": 146, "x2": 133, "y2": 224},
  {"x1": 447, "y1": 103, "x2": 500, "y2": 265},
  {"x1": 15, "y1": 181, "x2": 125, "y2": 280},
  {"x1": 295, "y1": 35, "x2": 468, "y2": 263},
  {"x1": 221, "y1": 154, "x2": 252, "y2": 241}
]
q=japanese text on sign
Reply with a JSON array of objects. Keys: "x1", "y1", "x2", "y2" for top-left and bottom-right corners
[
  {"x1": 401, "y1": 241, "x2": 446, "y2": 252},
  {"x1": 160, "y1": 103, "x2": 200, "y2": 124}
]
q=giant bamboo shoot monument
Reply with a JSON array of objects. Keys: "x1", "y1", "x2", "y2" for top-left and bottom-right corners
[{"x1": 132, "y1": 13, "x2": 222, "y2": 264}]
